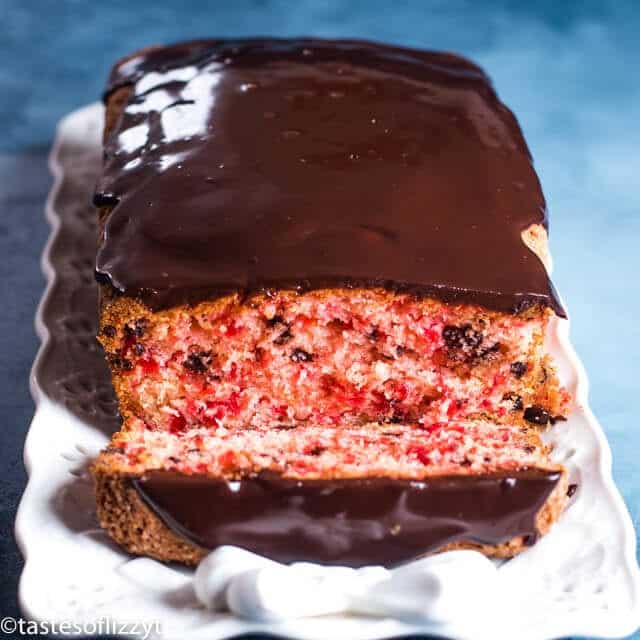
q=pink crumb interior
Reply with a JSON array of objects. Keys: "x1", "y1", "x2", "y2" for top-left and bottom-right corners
[
  {"x1": 114, "y1": 291, "x2": 548, "y2": 434},
  {"x1": 112, "y1": 417, "x2": 545, "y2": 479}
]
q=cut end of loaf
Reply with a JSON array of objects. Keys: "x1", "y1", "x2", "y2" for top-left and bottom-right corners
[{"x1": 98, "y1": 289, "x2": 570, "y2": 436}]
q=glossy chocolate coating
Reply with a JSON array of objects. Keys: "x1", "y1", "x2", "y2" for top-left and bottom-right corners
[
  {"x1": 96, "y1": 38, "x2": 565, "y2": 316},
  {"x1": 131, "y1": 469, "x2": 561, "y2": 567}
]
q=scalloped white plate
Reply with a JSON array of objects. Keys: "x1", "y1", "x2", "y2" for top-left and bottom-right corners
[{"x1": 15, "y1": 103, "x2": 640, "y2": 640}]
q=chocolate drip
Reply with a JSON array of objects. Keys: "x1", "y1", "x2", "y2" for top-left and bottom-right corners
[
  {"x1": 96, "y1": 38, "x2": 565, "y2": 317},
  {"x1": 131, "y1": 469, "x2": 561, "y2": 567}
]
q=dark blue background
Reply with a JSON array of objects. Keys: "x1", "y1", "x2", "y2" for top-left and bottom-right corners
[{"x1": 2, "y1": 1, "x2": 639, "y2": 638}]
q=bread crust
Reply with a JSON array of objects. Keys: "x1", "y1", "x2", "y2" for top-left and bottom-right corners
[{"x1": 94, "y1": 468, "x2": 206, "y2": 565}]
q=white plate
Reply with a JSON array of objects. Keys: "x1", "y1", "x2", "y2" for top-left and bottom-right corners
[{"x1": 15, "y1": 103, "x2": 640, "y2": 640}]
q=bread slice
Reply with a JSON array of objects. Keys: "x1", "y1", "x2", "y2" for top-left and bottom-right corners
[{"x1": 93, "y1": 418, "x2": 568, "y2": 566}]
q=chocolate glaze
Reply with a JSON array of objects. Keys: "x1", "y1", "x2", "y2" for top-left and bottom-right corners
[
  {"x1": 131, "y1": 469, "x2": 561, "y2": 567},
  {"x1": 96, "y1": 38, "x2": 565, "y2": 316}
]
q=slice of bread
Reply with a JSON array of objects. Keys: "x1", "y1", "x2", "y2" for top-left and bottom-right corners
[{"x1": 93, "y1": 419, "x2": 568, "y2": 567}]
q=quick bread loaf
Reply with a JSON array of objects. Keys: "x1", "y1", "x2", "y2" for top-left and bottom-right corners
[{"x1": 91, "y1": 39, "x2": 571, "y2": 566}]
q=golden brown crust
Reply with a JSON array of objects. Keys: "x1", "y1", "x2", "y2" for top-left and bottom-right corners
[
  {"x1": 92, "y1": 465, "x2": 567, "y2": 565},
  {"x1": 93, "y1": 468, "x2": 207, "y2": 565}
]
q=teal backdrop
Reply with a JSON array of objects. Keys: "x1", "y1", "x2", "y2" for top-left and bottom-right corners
[{"x1": 1, "y1": 1, "x2": 639, "y2": 638}]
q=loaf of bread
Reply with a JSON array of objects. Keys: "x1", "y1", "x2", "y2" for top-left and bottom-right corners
[{"x1": 91, "y1": 38, "x2": 570, "y2": 567}]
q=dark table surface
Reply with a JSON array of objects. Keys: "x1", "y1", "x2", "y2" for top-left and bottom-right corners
[{"x1": 2, "y1": 1, "x2": 639, "y2": 639}]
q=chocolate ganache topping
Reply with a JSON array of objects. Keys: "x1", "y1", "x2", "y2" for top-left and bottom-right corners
[
  {"x1": 96, "y1": 38, "x2": 565, "y2": 316},
  {"x1": 131, "y1": 469, "x2": 562, "y2": 567}
]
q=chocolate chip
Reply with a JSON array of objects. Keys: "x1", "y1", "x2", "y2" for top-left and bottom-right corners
[
  {"x1": 510, "y1": 361, "x2": 527, "y2": 378},
  {"x1": 442, "y1": 325, "x2": 464, "y2": 348},
  {"x1": 367, "y1": 327, "x2": 380, "y2": 342},
  {"x1": 266, "y1": 314, "x2": 285, "y2": 327},
  {"x1": 102, "y1": 325, "x2": 117, "y2": 338},
  {"x1": 273, "y1": 327, "x2": 293, "y2": 345},
  {"x1": 306, "y1": 446, "x2": 326, "y2": 456},
  {"x1": 502, "y1": 392, "x2": 523, "y2": 411},
  {"x1": 442, "y1": 324, "x2": 483, "y2": 350},
  {"x1": 133, "y1": 319, "x2": 147, "y2": 337},
  {"x1": 133, "y1": 343, "x2": 145, "y2": 356},
  {"x1": 291, "y1": 348, "x2": 313, "y2": 363},
  {"x1": 183, "y1": 350, "x2": 213, "y2": 373},
  {"x1": 567, "y1": 483, "x2": 578, "y2": 497},
  {"x1": 462, "y1": 325, "x2": 483, "y2": 348},
  {"x1": 123, "y1": 320, "x2": 146, "y2": 338},
  {"x1": 268, "y1": 314, "x2": 293, "y2": 345},
  {"x1": 477, "y1": 342, "x2": 501, "y2": 360},
  {"x1": 109, "y1": 355, "x2": 132, "y2": 370},
  {"x1": 523, "y1": 405, "x2": 550, "y2": 426}
]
